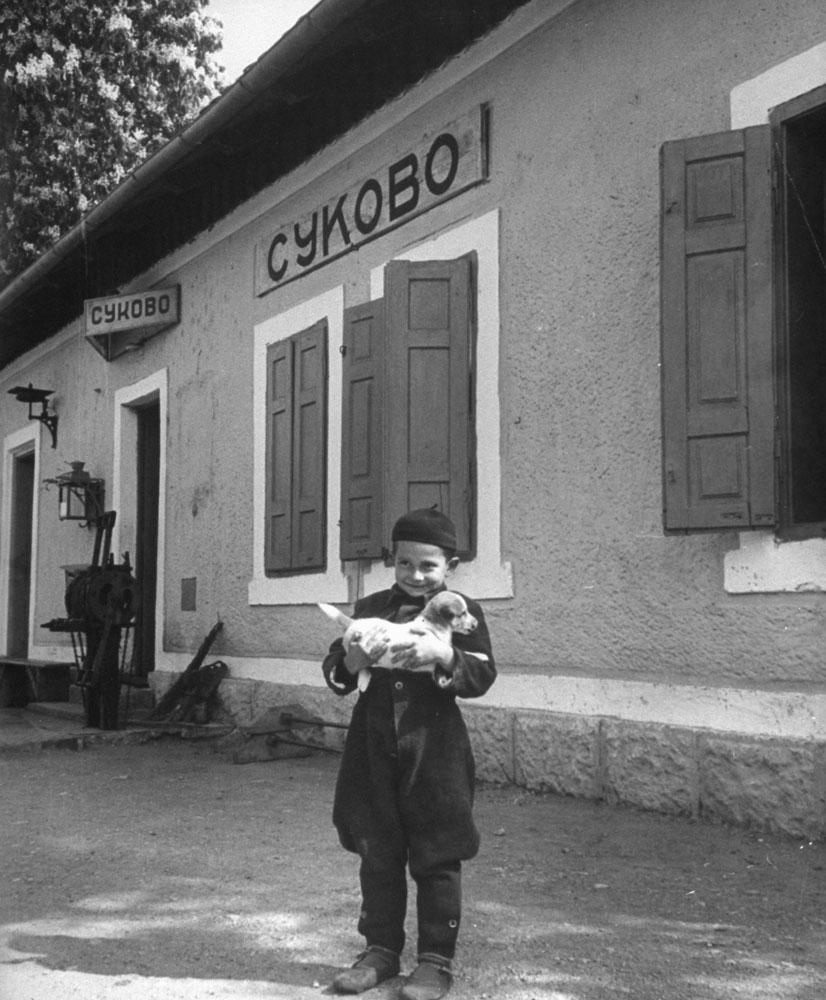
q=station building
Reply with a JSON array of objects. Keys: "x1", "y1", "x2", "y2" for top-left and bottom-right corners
[{"x1": 2, "y1": 0, "x2": 826, "y2": 836}]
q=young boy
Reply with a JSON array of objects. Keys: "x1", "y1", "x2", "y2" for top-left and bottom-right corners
[{"x1": 322, "y1": 507, "x2": 496, "y2": 1000}]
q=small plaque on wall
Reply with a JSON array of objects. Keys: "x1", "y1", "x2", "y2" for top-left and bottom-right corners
[{"x1": 181, "y1": 577, "x2": 197, "y2": 612}]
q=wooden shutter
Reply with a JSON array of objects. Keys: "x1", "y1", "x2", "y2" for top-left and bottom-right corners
[
  {"x1": 291, "y1": 320, "x2": 327, "y2": 570},
  {"x1": 385, "y1": 257, "x2": 474, "y2": 553},
  {"x1": 340, "y1": 299, "x2": 386, "y2": 559},
  {"x1": 264, "y1": 321, "x2": 327, "y2": 573},
  {"x1": 660, "y1": 125, "x2": 775, "y2": 531},
  {"x1": 265, "y1": 338, "x2": 293, "y2": 571}
]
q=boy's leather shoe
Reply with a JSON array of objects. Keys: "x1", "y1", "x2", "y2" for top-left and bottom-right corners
[
  {"x1": 398, "y1": 954, "x2": 453, "y2": 1000},
  {"x1": 332, "y1": 945, "x2": 400, "y2": 993}
]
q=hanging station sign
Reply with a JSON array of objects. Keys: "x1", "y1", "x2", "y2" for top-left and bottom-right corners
[
  {"x1": 254, "y1": 105, "x2": 489, "y2": 296},
  {"x1": 84, "y1": 286, "x2": 181, "y2": 361}
]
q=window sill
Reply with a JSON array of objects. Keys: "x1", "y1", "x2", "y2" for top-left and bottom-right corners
[{"x1": 724, "y1": 531, "x2": 826, "y2": 593}]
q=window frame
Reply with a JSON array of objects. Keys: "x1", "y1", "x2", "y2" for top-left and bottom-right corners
[
  {"x1": 770, "y1": 82, "x2": 826, "y2": 540},
  {"x1": 249, "y1": 211, "x2": 513, "y2": 607},
  {"x1": 250, "y1": 286, "x2": 346, "y2": 607},
  {"x1": 264, "y1": 319, "x2": 328, "y2": 576},
  {"x1": 659, "y1": 126, "x2": 774, "y2": 534},
  {"x1": 724, "y1": 42, "x2": 826, "y2": 592},
  {"x1": 339, "y1": 253, "x2": 478, "y2": 561},
  {"x1": 661, "y1": 89, "x2": 826, "y2": 543}
]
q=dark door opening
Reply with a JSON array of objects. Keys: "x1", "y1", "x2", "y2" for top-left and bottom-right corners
[
  {"x1": 7, "y1": 450, "x2": 35, "y2": 658},
  {"x1": 132, "y1": 404, "x2": 160, "y2": 677}
]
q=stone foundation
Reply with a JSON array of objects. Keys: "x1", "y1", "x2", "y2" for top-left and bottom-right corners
[{"x1": 151, "y1": 672, "x2": 826, "y2": 840}]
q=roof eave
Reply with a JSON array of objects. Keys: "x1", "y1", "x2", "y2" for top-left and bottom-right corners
[{"x1": 0, "y1": 0, "x2": 371, "y2": 326}]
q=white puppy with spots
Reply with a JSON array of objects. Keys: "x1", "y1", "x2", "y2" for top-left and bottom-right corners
[{"x1": 318, "y1": 590, "x2": 477, "y2": 691}]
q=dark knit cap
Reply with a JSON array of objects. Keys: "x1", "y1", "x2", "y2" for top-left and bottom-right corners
[{"x1": 391, "y1": 507, "x2": 458, "y2": 551}]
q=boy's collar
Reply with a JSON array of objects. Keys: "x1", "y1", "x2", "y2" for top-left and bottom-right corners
[{"x1": 385, "y1": 582, "x2": 447, "y2": 607}]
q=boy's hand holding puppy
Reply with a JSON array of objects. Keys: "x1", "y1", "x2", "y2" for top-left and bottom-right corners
[
  {"x1": 344, "y1": 623, "x2": 454, "y2": 674},
  {"x1": 342, "y1": 624, "x2": 390, "y2": 674},
  {"x1": 386, "y1": 626, "x2": 455, "y2": 671}
]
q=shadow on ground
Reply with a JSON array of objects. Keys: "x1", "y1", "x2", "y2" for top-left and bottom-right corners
[{"x1": 1, "y1": 738, "x2": 824, "y2": 1000}]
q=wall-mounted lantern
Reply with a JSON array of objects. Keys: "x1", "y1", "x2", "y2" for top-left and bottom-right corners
[
  {"x1": 7, "y1": 383, "x2": 58, "y2": 448},
  {"x1": 44, "y1": 462, "x2": 105, "y2": 524}
]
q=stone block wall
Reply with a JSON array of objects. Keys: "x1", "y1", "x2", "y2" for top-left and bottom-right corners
[
  {"x1": 152, "y1": 672, "x2": 826, "y2": 840},
  {"x1": 462, "y1": 705, "x2": 826, "y2": 840}
]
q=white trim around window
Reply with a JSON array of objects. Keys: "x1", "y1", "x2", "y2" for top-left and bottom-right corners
[
  {"x1": 249, "y1": 286, "x2": 347, "y2": 605},
  {"x1": 249, "y1": 210, "x2": 514, "y2": 606},
  {"x1": 724, "y1": 42, "x2": 826, "y2": 594},
  {"x1": 369, "y1": 209, "x2": 512, "y2": 599}
]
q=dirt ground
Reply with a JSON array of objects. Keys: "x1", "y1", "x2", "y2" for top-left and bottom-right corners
[{"x1": 1, "y1": 734, "x2": 825, "y2": 1000}]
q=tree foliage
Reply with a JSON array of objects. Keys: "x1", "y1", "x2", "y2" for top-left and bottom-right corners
[{"x1": 0, "y1": 1, "x2": 224, "y2": 287}]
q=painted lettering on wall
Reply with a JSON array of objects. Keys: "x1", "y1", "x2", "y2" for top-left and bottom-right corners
[
  {"x1": 255, "y1": 106, "x2": 488, "y2": 296},
  {"x1": 84, "y1": 286, "x2": 180, "y2": 336}
]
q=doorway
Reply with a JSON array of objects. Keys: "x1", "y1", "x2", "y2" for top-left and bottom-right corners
[
  {"x1": 6, "y1": 449, "x2": 35, "y2": 657},
  {"x1": 132, "y1": 403, "x2": 160, "y2": 677}
]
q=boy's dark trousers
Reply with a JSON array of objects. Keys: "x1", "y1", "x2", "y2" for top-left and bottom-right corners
[
  {"x1": 359, "y1": 854, "x2": 462, "y2": 959},
  {"x1": 342, "y1": 681, "x2": 467, "y2": 960}
]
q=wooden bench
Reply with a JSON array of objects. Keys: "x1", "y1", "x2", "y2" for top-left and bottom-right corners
[{"x1": 0, "y1": 658, "x2": 72, "y2": 707}]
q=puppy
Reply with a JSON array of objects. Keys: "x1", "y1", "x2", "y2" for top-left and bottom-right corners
[{"x1": 319, "y1": 590, "x2": 477, "y2": 691}]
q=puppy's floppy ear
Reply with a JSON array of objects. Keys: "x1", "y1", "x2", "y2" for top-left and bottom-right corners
[{"x1": 435, "y1": 593, "x2": 465, "y2": 624}]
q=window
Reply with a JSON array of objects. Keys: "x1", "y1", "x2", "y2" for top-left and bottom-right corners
[
  {"x1": 250, "y1": 211, "x2": 510, "y2": 606},
  {"x1": 261, "y1": 257, "x2": 475, "y2": 572},
  {"x1": 660, "y1": 85, "x2": 826, "y2": 539},
  {"x1": 339, "y1": 255, "x2": 476, "y2": 559},
  {"x1": 264, "y1": 319, "x2": 328, "y2": 573},
  {"x1": 772, "y1": 86, "x2": 826, "y2": 536}
]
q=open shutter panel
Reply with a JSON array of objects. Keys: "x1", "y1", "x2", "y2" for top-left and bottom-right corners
[
  {"x1": 340, "y1": 299, "x2": 386, "y2": 560},
  {"x1": 265, "y1": 338, "x2": 294, "y2": 572},
  {"x1": 660, "y1": 124, "x2": 775, "y2": 531},
  {"x1": 291, "y1": 320, "x2": 327, "y2": 570},
  {"x1": 385, "y1": 257, "x2": 474, "y2": 553}
]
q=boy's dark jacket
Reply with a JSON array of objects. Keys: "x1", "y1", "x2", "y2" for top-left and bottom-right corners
[{"x1": 322, "y1": 585, "x2": 496, "y2": 868}]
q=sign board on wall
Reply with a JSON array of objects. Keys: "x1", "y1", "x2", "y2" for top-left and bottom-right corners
[
  {"x1": 84, "y1": 286, "x2": 181, "y2": 361},
  {"x1": 254, "y1": 105, "x2": 489, "y2": 296}
]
